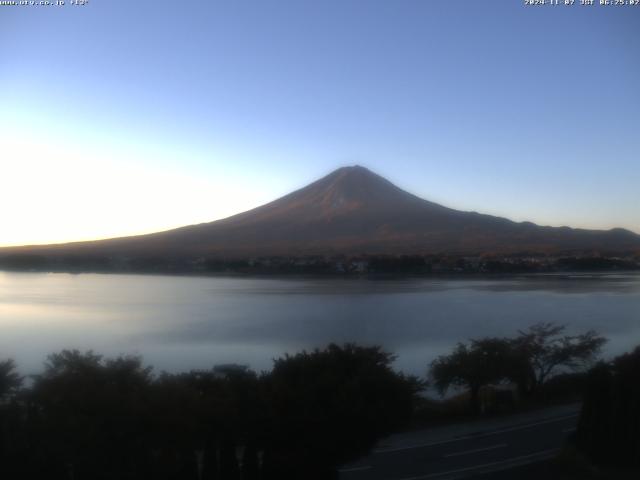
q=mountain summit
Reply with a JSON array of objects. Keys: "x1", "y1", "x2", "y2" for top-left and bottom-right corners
[{"x1": 2, "y1": 166, "x2": 640, "y2": 259}]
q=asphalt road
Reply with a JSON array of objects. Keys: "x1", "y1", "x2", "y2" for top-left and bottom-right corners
[{"x1": 339, "y1": 404, "x2": 580, "y2": 480}]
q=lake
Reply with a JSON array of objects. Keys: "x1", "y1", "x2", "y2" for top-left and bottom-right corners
[{"x1": 1, "y1": 271, "x2": 639, "y2": 377}]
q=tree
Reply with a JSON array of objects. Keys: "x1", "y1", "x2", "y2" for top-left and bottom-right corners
[
  {"x1": 430, "y1": 338, "x2": 518, "y2": 413},
  {"x1": 430, "y1": 324, "x2": 608, "y2": 412},
  {"x1": 264, "y1": 343, "x2": 423, "y2": 479},
  {"x1": 514, "y1": 322, "x2": 606, "y2": 393},
  {"x1": 29, "y1": 350, "x2": 155, "y2": 480},
  {"x1": 0, "y1": 359, "x2": 22, "y2": 400},
  {"x1": 149, "y1": 365, "x2": 265, "y2": 480},
  {"x1": 577, "y1": 346, "x2": 640, "y2": 467},
  {"x1": 0, "y1": 358, "x2": 25, "y2": 478}
]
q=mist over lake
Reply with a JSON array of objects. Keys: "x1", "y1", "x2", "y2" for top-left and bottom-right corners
[{"x1": 1, "y1": 271, "x2": 639, "y2": 377}]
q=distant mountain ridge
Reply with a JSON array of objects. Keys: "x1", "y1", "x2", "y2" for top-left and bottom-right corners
[{"x1": 2, "y1": 166, "x2": 639, "y2": 260}]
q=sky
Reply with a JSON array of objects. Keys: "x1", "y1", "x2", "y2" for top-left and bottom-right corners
[{"x1": 1, "y1": 0, "x2": 638, "y2": 246}]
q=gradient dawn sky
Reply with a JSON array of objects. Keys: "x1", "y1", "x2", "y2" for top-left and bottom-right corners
[{"x1": 1, "y1": 0, "x2": 638, "y2": 246}]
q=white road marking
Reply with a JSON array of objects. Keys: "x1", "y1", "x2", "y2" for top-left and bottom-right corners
[
  {"x1": 375, "y1": 413, "x2": 578, "y2": 454},
  {"x1": 394, "y1": 448, "x2": 559, "y2": 480},
  {"x1": 444, "y1": 443, "x2": 507, "y2": 458}
]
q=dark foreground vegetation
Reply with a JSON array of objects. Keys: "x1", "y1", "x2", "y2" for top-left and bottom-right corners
[
  {"x1": 0, "y1": 324, "x2": 637, "y2": 479},
  {"x1": 577, "y1": 346, "x2": 640, "y2": 470},
  {"x1": 0, "y1": 345, "x2": 421, "y2": 480}
]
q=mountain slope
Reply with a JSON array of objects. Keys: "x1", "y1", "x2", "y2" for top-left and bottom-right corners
[{"x1": 2, "y1": 166, "x2": 640, "y2": 258}]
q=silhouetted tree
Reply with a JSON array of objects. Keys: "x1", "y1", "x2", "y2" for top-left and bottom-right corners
[
  {"x1": 28, "y1": 350, "x2": 154, "y2": 480},
  {"x1": 577, "y1": 346, "x2": 640, "y2": 468},
  {"x1": 430, "y1": 325, "x2": 607, "y2": 412},
  {"x1": 0, "y1": 359, "x2": 22, "y2": 400},
  {"x1": 149, "y1": 365, "x2": 265, "y2": 480},
  {"x1": 0, "y1": 358, "x2": 25, "y2": 478},
  {"x1": 263, "y1": 343, "x2": 423, "y2": 479},
  {"x1": 430, "y1": 338, "x2": 517, "y2": 413},
  {"x1": 513, "y1": 322, "x2": 606, "y2": 394}
]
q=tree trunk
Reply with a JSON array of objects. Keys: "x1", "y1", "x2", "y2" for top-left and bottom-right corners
[{"x1": 470, "y1": 385, "x2": 481, "y2": 414}]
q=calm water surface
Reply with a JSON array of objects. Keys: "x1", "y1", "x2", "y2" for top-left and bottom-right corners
[{"x1": 1, "y1": 272, "x2": 638, "y2": 376}]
